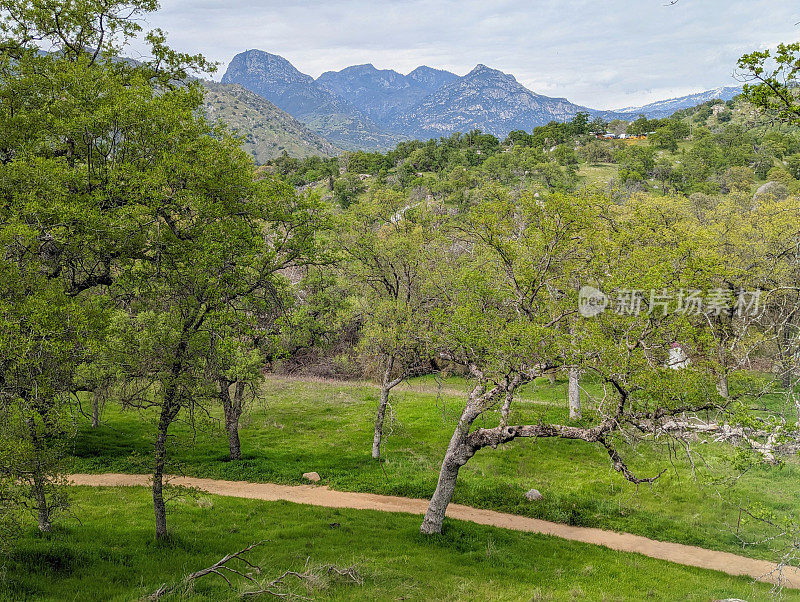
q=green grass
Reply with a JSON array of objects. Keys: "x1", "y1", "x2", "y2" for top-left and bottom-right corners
[
  {"x1": 578, "y1": 163, "x2": 618, "y2": 186},
  {"x1": 0, "y1": 487, "x2": 781, "y2": 601},
  {"x1": 66, "y1": 375, "x2": 800, "y2": 564}
]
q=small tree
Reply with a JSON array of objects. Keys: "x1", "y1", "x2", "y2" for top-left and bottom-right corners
[
  {"x1": 0, "y1": 275, "x2": 93, "y2": 531},
  {"x1": 208, "y1": 323, "x2": 264, "y2": 462},
  {"x1": 337, "y1": 188, "x2": 440, "y2": 459},
  {"x1": 206, "y1": 180, "x2": 326, "y2": 461}
]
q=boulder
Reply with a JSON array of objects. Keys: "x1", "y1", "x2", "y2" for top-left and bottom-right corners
[
  {"x1": 525, "y1": 488, "x2": 543, "y2": 501},
  {"x1": 754, "y1": 181, "x2": 789, "y2": 202},
  {"x1": 302, "y1": 471, "x2": 321, "y2": 483}
]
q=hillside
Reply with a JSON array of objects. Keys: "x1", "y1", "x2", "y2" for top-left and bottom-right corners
[{"x1": 202, "y1": 81, "x2": 340, "y2": 162}]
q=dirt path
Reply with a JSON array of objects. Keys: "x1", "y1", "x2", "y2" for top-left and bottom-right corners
[{"x1": 69, "y1": 473, "x2": 798, "y2": 589}]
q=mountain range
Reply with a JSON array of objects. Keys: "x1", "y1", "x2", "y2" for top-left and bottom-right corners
[
  {"x1": 221, "y1": 51, "x2": 402, "y2": 151},
  {"x1": 612, "y1": 86, "x2": 742, "y2": 119},
  {"x1": 217, "y1": 49, "x2": 743, "y2": 153}
]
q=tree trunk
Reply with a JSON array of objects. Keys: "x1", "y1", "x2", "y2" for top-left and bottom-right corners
[
  {"x1": 421, "y1": 404, "x2": 480, "y2": 534},
  {"x1": 547, "y1": 370, "x2": 557, "y2": 385},
  {"x1": 714, "y1": 313, "x2": 732, "y2": 399},
  {"x1": 153, "y1": 396, "x2": 179, "y2": 540},
  {"x1": 778, "y1": 325, "x2": 794, "y2": 389},
  {"x1": 568, "y1": 368, "x2": 581, "y2": 420},
  {"x1": 372, "y1": 385, "x2": 390, "y2": 459},
  {"x1": 500, "y1": 387, "x2": 514, "y2": 427},
  {"x1": 220, "y1": 379, "x2": 244, "y2": 461},
  {"x1": 422, "y1": 376, "x2": 524, "y2": 534},
  {"x1": 716, "y1": 372, "x2": 729, "y2": 399},
  {"x1": 420, "y1": 438, "x2": 475, "y2": 534},
  {"x1": 32, "y1": 474, "x2": 52, "y2": 532},
  {"x1": 27, "y1": 418, "x2": 52, "y2": 532},
  {"x1": 225, "y1": 417, "x2": 241, "y2": 460},
  {"x1": 372, "y1": 356, "x2": 401, "y2": 460},
  {"x1": 91, "y1": 390, "x2": 100, "y2": 428},
  {"x1": 780, "y1": 368, "x2": 793, "y2": 390}
]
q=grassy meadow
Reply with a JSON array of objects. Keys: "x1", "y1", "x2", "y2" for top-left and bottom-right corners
[
  {"x1": 65, "y1": 374, "x2": 799, "y2": 564},
  {"x1": 0, "y1": 487, "x2": 780, "y2": 601}
]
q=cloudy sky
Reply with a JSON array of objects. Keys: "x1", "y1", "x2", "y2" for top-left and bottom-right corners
[{"x1": 131, "y1": 0, "x2": 799, "y2": 109}]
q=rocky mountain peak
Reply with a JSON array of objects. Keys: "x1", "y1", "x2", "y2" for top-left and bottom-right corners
[
  {"x1": 406, "y1": 65, "x2": 459, "y2": 92},
  {"x1": 222, "y1": 50, "x2": 313, "y2": 86},
  {"x1": 464, "y1": 64, "x2": 518, "y2": 84}
]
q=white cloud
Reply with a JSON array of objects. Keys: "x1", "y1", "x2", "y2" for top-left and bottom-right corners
[{"x1": 131, "y1": 0, "x2": 800, "y2": 108}]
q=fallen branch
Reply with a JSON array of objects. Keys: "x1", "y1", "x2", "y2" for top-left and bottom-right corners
[
  {"x1": 148, "y1": 541, "x2": 264, "y2": 600},
  {"x1": 241, "y1": 562, "x2": 363, "y2": 599},
  {"x1": 655, "y1": 418, "x2": 800, "y2": 464},
  {"x1": 240, "y1": 568, "x2": 312, "y2": 599},
  {"x1": 148, "y1": 546, "x2": 363, "y2": 601}
]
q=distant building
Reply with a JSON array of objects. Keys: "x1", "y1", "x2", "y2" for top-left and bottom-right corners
[
  {"x1": 594, "y1": 132, "x2": 647, "y2": 141},
  {"x1": 667, "y1": 343, "x2": 690, "y2": 370}
]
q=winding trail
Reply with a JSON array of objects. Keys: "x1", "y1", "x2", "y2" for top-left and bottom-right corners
[{"x1": 69, "y1": 473, "x2": 799, "y2": 589}]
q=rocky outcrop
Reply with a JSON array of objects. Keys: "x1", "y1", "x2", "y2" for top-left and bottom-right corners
[{"x1": 754, "y1": 181, "x2": 790, "y2": 202}]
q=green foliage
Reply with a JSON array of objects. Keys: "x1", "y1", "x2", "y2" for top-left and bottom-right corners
[
  {"x1": 268, "y1": 152, "x2": 340, "y2": 185},
  {"x1": 578, "y1": 139, "x2": 616, "y2": 164},
  {"x1": 719, "y1": 166, "x2": 755, "y2": 194},
  {"x1": 0, "y1": 0, "x2": 201, "y2": 527},
  {"x1": 588, "y1": 115, "x2": 608, "y2": 133},
  {"x1": 552, "y1": 144, "x2": 578, "y2": 166},
  {"x1": 0, "y1": 0, "x2": 329, "y2": 539},
  {"x1": 346, "y1": 150, "x2": 387, "y2": 175},
  {"x1": 334, "y1": 172, "x2": 367, "y2": 208},
  {"x1": 570, "y1": 111, "x2": 590, "y2": 135},
  {"x1": 785, "y1": 154, "x2": 800, "y2": 180},
  {"x1": 739, "y1": 42, "x2": 800, "y2": 124},
  {"x1": 767, "y1": 166, "x2": 795, "y2": 186},
  {"x1": 626, "y1": 115, "x2": 653, "y2": 136},
  {"x1": 649, "y1": 120, "x2": 689, "y2": 151},
  {"x1": 335, "y1": 187, "x2": 442, "y2": 380},
  {"x1": 614, "y1": 144, "x2": 656, "y2": 183}
]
